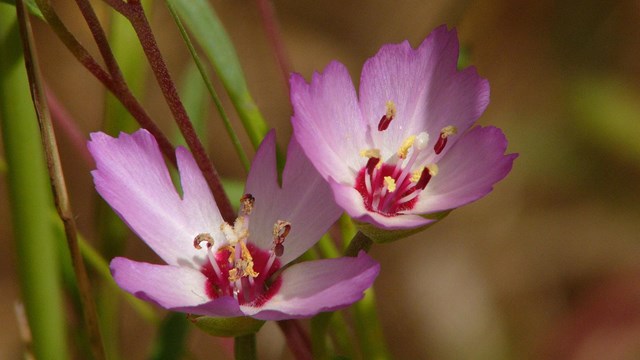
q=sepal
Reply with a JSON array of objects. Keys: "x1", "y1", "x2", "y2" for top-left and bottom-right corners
[
  {"x1": 354, "y1": 210, "x2": 451, "y2": 243},
  {"x1": 188, "y1": 314, "x2": 265, "y2": 337}
]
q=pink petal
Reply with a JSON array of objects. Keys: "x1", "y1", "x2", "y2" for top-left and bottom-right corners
[
  {"x1": 111, "y1": 257, "x2": 243, "y2": 317},
  {"x1": 290, "y1": 62, "x2": 367, "y2": 184},
  {"x1": 359, "y1": 25, "x2": 489, "y2": 158},
  {"x1": 89, "y1": 130, "x2": 224, "y2": 266},
  {"x1": 241, "y1": 251, "x2": 380, "y2": 320},
  {"x1": 246, "y1": 131, "x2": 342, "y2": 264},
  {"x1": 329, "y1": 180, "x2": 434, "y2": 230},
  {"x1": 414, "y1": 126, "x2": 517, "y2": 213}
]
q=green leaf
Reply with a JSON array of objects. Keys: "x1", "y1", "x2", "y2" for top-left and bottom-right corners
[
  {"x1": 167, "y1": 0, "x2": 270, "y2": 150},
  {"x1": 189, "y1": 315, "x2": 264, "y2": 337},
  {"x1": 149, "y1": 313, "x2": 190, "y2": 360},
  {"x1": 0, "y1": 4, "x2": 68, "y2": 358},
  {"x1": 0, "y1": 0, "x2": 44, "y2": 20}
]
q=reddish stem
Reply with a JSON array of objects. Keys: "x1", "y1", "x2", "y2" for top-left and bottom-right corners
[
  {"x1": 277, "y1": 320, "x2": 312, "y2": 360},
  {"x1": 120, "y1": 0, "x2": 235, "y2": 222},
  {"x1": 256, "y1": 0, "x2": 291, "y2": 90},
  {"x1": 35, "y1": 0, "x2": 177, "y2": 166},
  {"x1": 45, "y1": 86, "x2": 93, "y2": 167}
]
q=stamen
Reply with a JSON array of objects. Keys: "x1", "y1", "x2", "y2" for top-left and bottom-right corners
[
  {"x1": 397, "y1": 135, "x2": 416, "y2": 159},
  {"x1": 434, "y1": 126, "x2": 457, "y2": 155},
  {"x1": 360, "y1": 148, "x2": 381, "y2": 158},
  {"x1": 193, "y1": 232, "x2": 214, "y2": 250},
  {"x1": 366, "y1": 157, "x2": 380, "y2": 175},
  {"x1": 240, "y1": 193, "x2": 255, "y2": 215},
  {"x1": 272, "y1": 220, "x2": 291, "y2": 257},
  {"x1": 384, "y1": 176, "x2": 396, "y2": 192},
  {"x1": 378, "y1": 100, "x2": 397, "y2": 131},
  {"x1": 415, "y1": 164, "x2": 438, "y2": 190}
]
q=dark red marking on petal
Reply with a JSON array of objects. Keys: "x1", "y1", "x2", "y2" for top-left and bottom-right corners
[{"x1": 354, "y1": 163, "x2": 420, "y2": 216}]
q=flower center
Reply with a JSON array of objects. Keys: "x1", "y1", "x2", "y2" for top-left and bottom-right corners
[
  {"x1": 354, "y1": 101, "x2": 455, "y2": 217},
  {"x1": 194, "y1": 194, "x2": 289, "y2": 306}
]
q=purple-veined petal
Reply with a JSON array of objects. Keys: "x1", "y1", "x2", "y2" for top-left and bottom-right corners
[
  {"x1": 240, "y1": 251, "x2": 379, "y2": 320},
  {"x1": 89, "y1": 130, "x2": 224, "y2": 267},
  {"x1": 329, "y1": 180, "x2": 434, "y2": 230},
  {"x1": 291, "y1": 61, "x2": 367, "y2": 184},
  {"x1": 110, "y1": 257, "x2": 243, "y2": 317},
  {"x1": 359, "y1": 25, "x2": 489, "y2": 161},
  {"x1": 413, "y1": 126, "x2": 517, "y2": 213},
  {"x1": 246, "y1": 131, "x2": 342, "y2": 264}
]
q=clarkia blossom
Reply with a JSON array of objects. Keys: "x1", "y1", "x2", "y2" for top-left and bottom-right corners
[
  {"x1": 89, "y1": 129, "x2": 379, "y2": 320},
  {"x1": 290, "y1": 26, "x2": 517, "y2": 237}
]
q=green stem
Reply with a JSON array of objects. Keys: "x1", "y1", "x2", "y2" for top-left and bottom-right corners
[
  {"x1": 310, "y1": 312, "x2": 332, "y2": 360},
  {"x1": 165, "y1": 0, "x2": 250, "y2": 171},
  {"x1": 0, "y1": 4, "x2": 68, "y2": 358},
  {"x1": 234, "y1": 334, "x2": 257, "y2": 360},
  {"x1": 15, "y1": 3, "x2": 106, "y2": 358},
  {"x1": 352, "y1": 288, "x2": 390, "y2": 360},
  {"x1": 344, "y1": 231, "x2": 373, "y2": 257}
]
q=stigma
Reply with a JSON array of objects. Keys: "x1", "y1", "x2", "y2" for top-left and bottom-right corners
[{"x1": 193, "y1": 194, "x2": 291, "y2": 306}]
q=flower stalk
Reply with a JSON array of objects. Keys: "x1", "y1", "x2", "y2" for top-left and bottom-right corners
[{"x1": 15, "y1": 1, "x2": 106, "y2": 359}]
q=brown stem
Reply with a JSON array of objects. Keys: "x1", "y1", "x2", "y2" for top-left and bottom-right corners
[
  {"x1": 34, "y1": 0, "x2": 177, "y2": 166},
  {"x1": 74, "y1": 0, "x2": 125, "y2": 81},
  {"x1": 256, "y1": 0, "x2": 291, "y2": 90},
  {"x1": 118, "y1": 0, "x2": 235, "y2": 222},
  {"x1": 16, "y1": 2, "x2": 106, "y2": 359},
  {"x1": 277, "y1": 320, "x2": 312, "y2": 360}
]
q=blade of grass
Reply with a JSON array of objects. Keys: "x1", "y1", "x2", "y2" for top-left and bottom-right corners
[
  {"x1": 149, "y1": 312, "x2": 190, "y2": 360},
  {"x1": 167, "y1": 0, "x2": 270, "y2": 150},
  {"x1": 166, "y1": 0, "x2": 250, "y2": 170},
  {"x1": 15, "y1": 2, "x2": 105, "y2": 357},
  {"x1": 0, "y1": 4, "x2": 68, "y2": 358}
]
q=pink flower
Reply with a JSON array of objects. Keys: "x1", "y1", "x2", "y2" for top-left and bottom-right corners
[
  {"x1": 291, "y1": 26, "x2": 517, "y2": 236},
  {"x1": 89, "y1": 129, "x2": 379, "y2": 320}
]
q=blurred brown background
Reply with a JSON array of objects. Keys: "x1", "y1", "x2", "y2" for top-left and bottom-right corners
[{"x1": 2, "y1": 0, "x2": 640, "y2": 359}]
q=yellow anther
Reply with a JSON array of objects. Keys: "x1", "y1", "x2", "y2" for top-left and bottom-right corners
[
  {"x1": 397, "y1": 135, "x2": 416, "y2": 159},
  {"x1": 385, "y1": 100, "x2": 397, "y2": 119},
  {"x1": 228, "y1": 268, "x2": 239, "y2": 282},
  {"x1": 384, "y1": 176, "x2": 397, "y2": 192},
  {"x1": 360, "y1": 148, "x2": 381, "y2": 158},
  {"x1": 410, "y1": 169, "x2": 423, "y2": 183},
  {"x1": 427, "y1": 163, "x2": 439, "y2": 176},
  {"x1": 441, "y1": 126, "x2": 458, "y2": 138}
]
